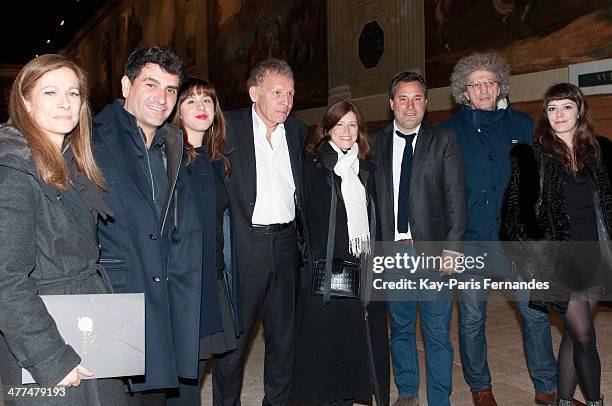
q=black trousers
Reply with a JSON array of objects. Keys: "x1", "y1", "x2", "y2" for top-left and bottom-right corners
[
  {"x1": 213, "y1": 225, "x2": 298, "y2": 406},
  {"x1": 126, "y1": 390, "x2": 167, "y2": 406}
]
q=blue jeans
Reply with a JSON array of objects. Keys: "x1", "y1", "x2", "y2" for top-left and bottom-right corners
[
  {"x1": 386, "y1": 248, "x2": 453, "y2": 406},
  {"x1": 457, "y1": 273, "x2": 557, "y2": 393}
]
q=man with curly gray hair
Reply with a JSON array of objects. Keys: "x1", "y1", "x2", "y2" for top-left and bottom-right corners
[
  {"x1": 441, "y1": 52, "x2": 559, "y2": 406},
  {"x1": 449, "y1": 52, "x2": 511, "y2": 109}
]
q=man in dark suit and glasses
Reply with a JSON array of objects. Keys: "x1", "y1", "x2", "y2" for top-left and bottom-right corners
[
  {"x1": 369, "y1": 71, "x2": 466, "y2": 406},
  {"x1": 212, "y1": 59, "x2": 307, "y2": 406}
]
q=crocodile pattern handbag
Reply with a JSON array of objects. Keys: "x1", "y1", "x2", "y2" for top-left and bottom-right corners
[{"x1": 312, "y1": 259, "x2": 360, "y2": 299}]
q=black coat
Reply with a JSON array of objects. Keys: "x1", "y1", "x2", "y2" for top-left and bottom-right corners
[
  {"x1": 92, "y1": 101, "x2": 198, "y2": 389},
  {"x1": 169, "y1": 153, "x2": 243, "y2": 350},
  {"x1": 0, "y1": 124, "x2": 127, "y2": 405},
  {"x1": 500, "y1": 140, "x2": 612, "y2": 313},
  {"x1": 292, "y1": 143, "x2": 390, "y2": 405}
]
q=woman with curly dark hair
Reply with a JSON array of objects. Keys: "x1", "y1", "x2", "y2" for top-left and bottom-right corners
[{"x1": 501, "y1": 83, "x2": 611, "y2": 406}]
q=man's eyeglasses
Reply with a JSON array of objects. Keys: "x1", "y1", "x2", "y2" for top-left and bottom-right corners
[{"x1": 466, "y1": 80, "x2": 498, "y2": 89}]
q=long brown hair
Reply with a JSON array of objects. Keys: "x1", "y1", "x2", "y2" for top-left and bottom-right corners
[
  {"x1": 306, "y1": 100, "x2": 371, "y2": 160},
  {"x1": 8, "y1": 54, "x2": 105, "y2": 191},
  {"x1": 176, "y1": 78, "x2": 230, "y2": 173},
  {"x1": 534, "y1": 83, "x2": 598, "y2": 170}
]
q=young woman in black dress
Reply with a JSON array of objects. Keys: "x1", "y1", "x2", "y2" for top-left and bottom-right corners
[
  {"x1": 169, "y1": 78, "x2": 242, "y2": 405},
  {"x1": 501, "y1": 83, "x2": 611, "y2": 406}
]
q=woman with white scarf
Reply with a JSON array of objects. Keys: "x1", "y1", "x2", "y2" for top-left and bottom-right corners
[{"x1": 291, "y1": 101, "x2": 390, "y2": 406}]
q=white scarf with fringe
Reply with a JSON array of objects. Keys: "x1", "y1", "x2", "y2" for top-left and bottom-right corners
[{"x1": 329, "y1": 141, "x2": 370, "y2": 257}]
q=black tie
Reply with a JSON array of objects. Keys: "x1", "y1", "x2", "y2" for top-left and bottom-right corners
[{"x1": 396, "y1": 130, "x2": 416, "y2": 233}]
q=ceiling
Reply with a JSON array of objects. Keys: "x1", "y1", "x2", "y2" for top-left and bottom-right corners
[{"x1": 2, "y1": 0, "x2": 111, "y2": 65}]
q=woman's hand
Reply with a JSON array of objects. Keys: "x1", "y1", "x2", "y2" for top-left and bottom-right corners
[{"x1": 56, "y1": 364, "x2": 94, "y2": 387}]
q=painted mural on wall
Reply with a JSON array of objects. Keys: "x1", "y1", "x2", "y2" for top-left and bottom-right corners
[
  {"x1": 0, "y1": 79, "x2": 12, "y2": 122},
  {"x1": 67, "y1": 0, "x2": 175, "y2": 113},
  {"x1": 425, "y1": 0, "x2": 612, "y2": 88},
  {"x1": 208, "y1": 0, "x2": 327, "y2": 110}
]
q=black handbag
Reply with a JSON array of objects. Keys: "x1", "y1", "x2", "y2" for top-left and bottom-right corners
[
  {"x1": 512, "y1": 154, "x2": 546, "y2": 282},
  {"x1": 312, "y1": 258, "x2": 361, "y2": 298}
]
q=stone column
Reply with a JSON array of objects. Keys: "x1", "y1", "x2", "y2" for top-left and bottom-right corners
[
  {"x1": 327, "y1": 0, "x2": 352, "y2": 104},
  {"x1": 396, "y1": 0, "x2": 425, "y2": 74},
  {"x1": 326, "y1": 0, "x2": 425, "y2": 102}
]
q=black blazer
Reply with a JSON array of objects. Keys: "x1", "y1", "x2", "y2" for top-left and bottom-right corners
[
  {"x1": 224, "y1": 107, "x2": 307, "y2": 274},
  {"x1": 369, "y1": 121, "x2": 467, "y2": 252}
]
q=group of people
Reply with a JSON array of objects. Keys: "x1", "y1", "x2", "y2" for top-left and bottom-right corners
[{"x1": 0, "y1": 45, "x2": 608, "y2": 406}]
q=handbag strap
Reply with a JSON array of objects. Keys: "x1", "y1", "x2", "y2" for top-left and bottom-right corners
[
  {"x1": 322, "y1": 175, "x2": 338, "y2": 304},
  {"x1": 535, "y1": 153, "x2": 545, "y2": 215},
  {"x1": 362, "y1": 193, "x2": 377, "y2": 308},
  {"x1": 322, "y1": 175, "x2": 376, "y2": 305},
  {"x1": 369, "y1": 194, "x2": 376, "y2": 245}
]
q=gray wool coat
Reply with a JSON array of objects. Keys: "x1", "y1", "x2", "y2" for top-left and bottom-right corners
[{"x1": 0, "y1": 124, "x2": 127, "y2": 406}]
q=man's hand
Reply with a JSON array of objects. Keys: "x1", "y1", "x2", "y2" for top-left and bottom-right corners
[{"x1": 439, "y1": 250, "x2": 463, "y2": 276}]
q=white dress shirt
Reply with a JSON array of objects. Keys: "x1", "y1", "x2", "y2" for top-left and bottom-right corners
[
  {"x1": 392, "y1": 121, "x2": 421, "y2": 241},
  {"x1": 251, "y1": 106, "x2": 296, "y2": 225}
]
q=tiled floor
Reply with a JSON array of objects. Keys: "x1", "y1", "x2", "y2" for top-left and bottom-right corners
[{"x1": 201, "y1": 294, "x2": 612, "y2": 405}]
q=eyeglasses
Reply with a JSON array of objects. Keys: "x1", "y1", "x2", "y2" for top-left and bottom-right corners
[{"x1": 466, "y1": 80, "x2": 499, "y2": 89}]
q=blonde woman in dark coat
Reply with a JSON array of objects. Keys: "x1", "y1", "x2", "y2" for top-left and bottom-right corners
[{"x1": 0, "y1": 55, "x2": 128, "y2": 405}]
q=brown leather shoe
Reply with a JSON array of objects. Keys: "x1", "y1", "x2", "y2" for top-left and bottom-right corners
[
  {"x1": 535, "y1": 392, "x2": 556, "y2": 405},
  {"x1": 472, "y1": 389, "x2": 498, "y2": 406},
  {"x1": 392, "y1": 396, "x2": 419, "y2": 406}
]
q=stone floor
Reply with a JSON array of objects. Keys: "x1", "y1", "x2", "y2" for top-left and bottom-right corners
[{"x1": 201, "y1": 294, "x2": 612, "y2": 405}]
